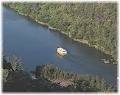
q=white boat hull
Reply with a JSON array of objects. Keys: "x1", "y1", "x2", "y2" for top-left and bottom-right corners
[{"x1": 57, "y1": 48, "x2": 67, "y2": 56}]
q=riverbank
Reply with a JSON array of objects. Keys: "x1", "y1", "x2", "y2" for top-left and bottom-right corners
[
  {"x1": 4, "y1": 5, "x2": 117, "y2": 64},
  {"x1": 22, "y1": 13, "x2": 117, "y2": 64},
  {"x1": 3, "y1": 55, "x2": 115, "y2": 92}
]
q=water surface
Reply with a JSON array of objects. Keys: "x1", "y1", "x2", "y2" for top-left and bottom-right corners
[{"x1": 3, "y1": 7, "x2": 117, "y2": 87}]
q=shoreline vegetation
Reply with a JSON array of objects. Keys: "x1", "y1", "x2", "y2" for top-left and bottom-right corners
[
  {"x1": 3, "y1": 56, "x2": 116, "y2": 92},
  {"x1": 3, "y1": 3, "x2": 117, "y2": 64}
]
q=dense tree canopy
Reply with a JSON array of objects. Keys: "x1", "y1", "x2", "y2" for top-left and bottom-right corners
[
  {"x1": 3, "y1": 56, "x2": 115, "y2": 92},
  {"x1": 4, "y1": 3, "x2": 117, "y2": 62}
]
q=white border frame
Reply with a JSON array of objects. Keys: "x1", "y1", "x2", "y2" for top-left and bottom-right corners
[{"x1": 0, "y1": 0, "x2": 119, "y2": 95}]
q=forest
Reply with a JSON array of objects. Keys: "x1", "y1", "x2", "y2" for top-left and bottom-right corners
[
  {"x1": 3, "y1": 2, "x2": 117, "y2": 63},
  {"x1": 3, "y1": 56, "x2": 115, "y2": 92}
]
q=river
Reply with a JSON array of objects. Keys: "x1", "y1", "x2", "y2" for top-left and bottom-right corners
[{"x1": 3, "y1": 7, "x2": 117, "y2": 88}]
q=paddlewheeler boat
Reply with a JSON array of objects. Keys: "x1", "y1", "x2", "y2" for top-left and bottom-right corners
[{"x1": 57, "y1": 47, "x2": 67, "y2": 56}]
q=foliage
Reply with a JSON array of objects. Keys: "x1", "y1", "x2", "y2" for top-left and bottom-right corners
[
  {"x1": 3, "y1": 55, "x2": 24, "y2": 82},
  {"x1": 4, "y1": 55, "x2": 24, "y2": 71},
  {"x1": 3, "y1": 3, "x2": 117, "y2": 62},
  {"x1": 3, "y1": 69, "x2": 9, "y2": 82},
  {"x1": 35, "y1": 64, "x2": 115, "y2": 92},
  {"x1": 3, "y1": 60, "x2": 115, "y2": 92},
  {"x1": 3, "y1": 70, "x2": 69, "y2": 92},
  {"x1": 73, "y1": 76, "x2": 113, "y2": 92},
  {"x1": 36, "y1": 64, "x2": 76, "y2": 80}
]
